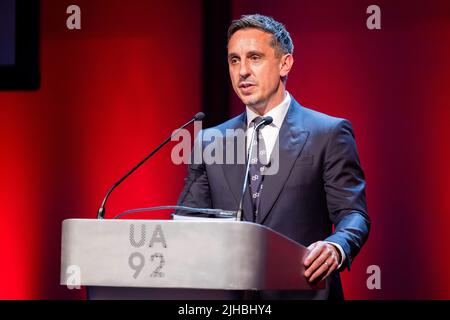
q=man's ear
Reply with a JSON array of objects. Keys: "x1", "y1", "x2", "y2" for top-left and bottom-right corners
[{"x1": 280, "y1": 54, "x2": 294, "y2": 78}]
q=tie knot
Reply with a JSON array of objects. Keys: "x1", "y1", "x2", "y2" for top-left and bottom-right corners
[{"x1": 252, "y1": 116, "x2": 265, "y2": 126}]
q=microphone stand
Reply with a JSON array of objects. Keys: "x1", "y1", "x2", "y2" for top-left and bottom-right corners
[{"x1": 97, "y1": 112, "x2": 205, "y2": 219}]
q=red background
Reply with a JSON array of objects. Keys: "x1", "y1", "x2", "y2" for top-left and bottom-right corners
[{"x1": 1, "y1": 0, "x2": 450, "y2": 299}]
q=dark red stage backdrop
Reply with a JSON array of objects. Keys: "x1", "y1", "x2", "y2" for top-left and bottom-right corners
[
  {"x1": 1, "y1": 0, "x2": 450, "y2": 300},
  {"x1": 0, "y1": 0, "x2": 202, "y2": 299}
]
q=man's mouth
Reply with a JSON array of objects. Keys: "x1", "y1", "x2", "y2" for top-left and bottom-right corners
[{"x1": 239, "y1": 82, "x2": 256, "y2": 90}]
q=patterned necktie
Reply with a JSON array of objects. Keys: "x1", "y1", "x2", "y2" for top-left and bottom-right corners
[{"x1": 248, "y1": 116, "x2": 268, "y2": 221}]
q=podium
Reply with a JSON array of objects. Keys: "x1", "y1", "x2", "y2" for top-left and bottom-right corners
[{"x1": 60, "y1": 219, "x2": 324, "y2": 299}]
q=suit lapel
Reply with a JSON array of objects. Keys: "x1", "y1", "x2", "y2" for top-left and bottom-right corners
[{"x1": 257, "y1": 99, "x2": 310, "y2": 224}]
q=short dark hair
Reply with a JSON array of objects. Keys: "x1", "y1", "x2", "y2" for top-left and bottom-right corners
[{"x1": 227, "y1": 14, "x2": 294, "y2": 56}]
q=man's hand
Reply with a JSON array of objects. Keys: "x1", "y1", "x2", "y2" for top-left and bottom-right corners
[{"x1": 304, "y1": 241, "x2": 341, "y2": 283}]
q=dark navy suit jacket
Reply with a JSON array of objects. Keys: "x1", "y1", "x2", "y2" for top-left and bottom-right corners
[{"x1": 177, "y1": 96, "x2": 370, "y2": 299}]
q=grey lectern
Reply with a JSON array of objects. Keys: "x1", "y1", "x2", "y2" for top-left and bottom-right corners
[{"x1": 60, "y1": 219, "x2": 323, "y2": 299}]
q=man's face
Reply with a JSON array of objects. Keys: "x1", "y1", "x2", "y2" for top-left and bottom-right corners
[{"x1": 227, "y1": 28, "x2": 288, "y2": 112}]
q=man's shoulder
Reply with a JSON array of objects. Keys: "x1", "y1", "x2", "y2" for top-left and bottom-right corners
[
  {"x1": 293, "y1": 100, "x2": 350, "y2": 133},
  {"x1": 296, "y1": 102, "x2": 345, "y2": 126}
]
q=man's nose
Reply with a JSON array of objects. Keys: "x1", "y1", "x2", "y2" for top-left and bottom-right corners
[{"x1": 239, "y1": 60, "x2": 251, "y2": 78}]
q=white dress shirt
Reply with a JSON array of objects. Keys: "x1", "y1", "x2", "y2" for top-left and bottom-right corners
[
  {"x1": 245, "y1": 92, "x2": 346, "y2": 269},
  {"x1": 246, "y1": 92, "x2": 291, "y2": 158}
]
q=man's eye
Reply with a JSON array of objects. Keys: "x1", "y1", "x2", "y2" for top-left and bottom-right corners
[
  {"x1": 230, "y1": 58, "x2": 239, "y2": 64},
  {"x1": 250, "y1": 55, "x2": 260, "y2": 61}
]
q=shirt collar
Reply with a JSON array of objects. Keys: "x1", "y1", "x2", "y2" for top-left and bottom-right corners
[{"x1": 246, "y1": 92, "x2": 291, "y2": 129}]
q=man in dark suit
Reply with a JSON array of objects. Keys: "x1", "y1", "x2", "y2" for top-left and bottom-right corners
[{"x1": 177, "y1": 14, "x2": 370, "y2": 299}]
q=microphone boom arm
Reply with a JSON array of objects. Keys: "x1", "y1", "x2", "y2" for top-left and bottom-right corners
[{"x1": 97, "y1": 112, "x2": 205, "y2": 219}]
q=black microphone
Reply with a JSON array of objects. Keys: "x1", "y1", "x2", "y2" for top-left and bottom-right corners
[
  {"x1": 235, "y1": 116, "x2": 273, "y2": 221},
  {"x1": 97, "y1": 112, "x2": 205, "y2": 219}
]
